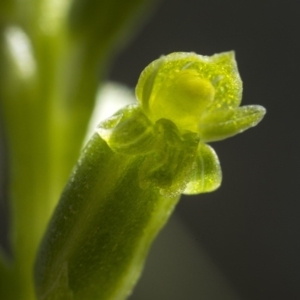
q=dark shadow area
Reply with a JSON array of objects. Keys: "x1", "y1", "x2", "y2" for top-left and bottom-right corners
[{"x1": 0, "y1": 109, "x2": 11, "y2": 258}]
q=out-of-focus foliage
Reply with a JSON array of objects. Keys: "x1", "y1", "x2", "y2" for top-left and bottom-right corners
[{"x1": 0, "y1": 0, "x2": 157, "y2": 299}]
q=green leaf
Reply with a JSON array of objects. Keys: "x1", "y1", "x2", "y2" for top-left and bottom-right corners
[{"x1": 198, "y1": 105, "x2": 266, "y2": 142}]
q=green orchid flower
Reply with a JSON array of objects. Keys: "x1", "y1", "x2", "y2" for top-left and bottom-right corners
[
  {"x1": 101, "y1": 51, "x2": 265, "y2": 194},
  {"x1": 136, "y1": 51, "x2": 264, "y2": 140},
  {"x1": 34, "y1": 52, "x2": 265, "y2": 300}
]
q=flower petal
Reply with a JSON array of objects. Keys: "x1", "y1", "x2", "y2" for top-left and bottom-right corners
[
  {"x1": 198, "y1": 105, "x2": 266, "y2": 142},
  {"x1": 183, "y1": 143, "x2": 222, "y2": 194},
  {"x1": 135, "y1": 52, "x2": 243, "y2": 133}
]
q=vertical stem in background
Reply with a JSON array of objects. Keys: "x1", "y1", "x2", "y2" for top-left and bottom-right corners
[
  {"x1": 0, "y1": 0, "x2": 160, "y2": 299},
  {"x1": 0, "y1": 22, "x2": 52, "y2": 299}
]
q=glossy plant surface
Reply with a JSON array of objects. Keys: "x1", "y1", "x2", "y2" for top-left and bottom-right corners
[{"x1": 34, "y1": 52, "x2": 265, "y2": 299}]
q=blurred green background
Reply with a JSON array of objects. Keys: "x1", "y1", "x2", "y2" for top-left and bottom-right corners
[{"x1": 1, "y1": 0, "x2": 299, "y2": 299}]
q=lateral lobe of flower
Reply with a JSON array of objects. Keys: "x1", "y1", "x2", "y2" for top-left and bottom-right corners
[
  {"x1": 183, "y1": 143, "x2": 222, "y2": 194},
  {"x1": 198, "y1": 105, "x2": 266, "y2": 142}
]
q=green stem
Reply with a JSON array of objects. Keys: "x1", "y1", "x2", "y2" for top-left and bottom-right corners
[{"x1": 35, "y1": 134, "x2": 180, "y2": 300}]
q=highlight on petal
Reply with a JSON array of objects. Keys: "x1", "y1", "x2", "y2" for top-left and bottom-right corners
[
  {"x1": 184, "y1": 143, "x2": 222, "y2": 194},
  {"x1": 198, "y1": 105, "x2": 266, "y2": 142},
  {"x1": 135, "y1": 52, "x2": 243, "y2": 133}
]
